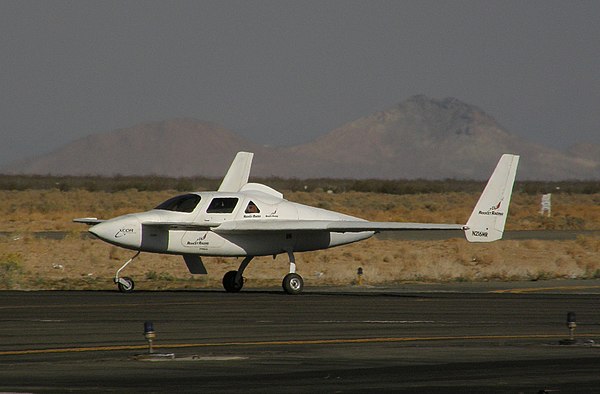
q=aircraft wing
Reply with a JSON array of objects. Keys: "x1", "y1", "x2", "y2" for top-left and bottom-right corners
[
  {"x1": 73, "y1": 218, "x2": 105, "y2": 225},
  {"x1": 141, "y1": 221, "x2": 222, "y2": 231},
  {"x1": 326, "y1": 221, "x2": 464, "y2": 232},
  {"x1": 73, "y1": 218, "x2": 222, "y2": 230},
  {"x1": 213, "y1": 220, "x2": 464, "y2": 234}
]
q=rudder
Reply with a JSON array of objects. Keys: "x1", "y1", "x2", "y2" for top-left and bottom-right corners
[
  {"x1": 218, "y1": 152, "x2": 254, "y2": 192},
  {"x1": 465, "y1": 154, "x2": 519, "y2": 242}
]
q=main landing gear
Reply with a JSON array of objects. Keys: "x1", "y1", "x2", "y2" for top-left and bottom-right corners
[
  {"x1": 222, "y1": 256, "x2": 253, "y2": 293},
  {"x1": 282, "y1": 273, "x2": 303, "y2": 295},
  {"x1": 222, "y1": 252, "x2": 304, "y2": 295},
  {"x1": 281, "y1": 251, "x2": 303, "y2": 295},
  {"x1": 114, "y1": 251, "x2": 140, "y2": 293}
]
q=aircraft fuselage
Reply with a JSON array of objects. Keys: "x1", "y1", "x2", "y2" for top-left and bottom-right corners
[{"x1": 89, "y1": 190, "x2": 374, "y2": 257}]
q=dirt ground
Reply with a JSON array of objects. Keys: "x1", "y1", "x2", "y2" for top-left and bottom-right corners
[{"x1": 1, "y1": 190, "x2": 599, "y2": 290}]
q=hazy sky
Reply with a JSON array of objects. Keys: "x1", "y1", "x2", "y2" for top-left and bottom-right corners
[{"x1": 1, "y1": 1, "x2": 599, "y2": 167}]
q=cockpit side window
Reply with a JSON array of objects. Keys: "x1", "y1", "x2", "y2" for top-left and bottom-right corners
[
  {"x1": 207, "y1": 197, "x2": 239, "y2": 214},
  {"x1": 155, "y1": 194, "x2": 201, "y2": 213},
  {"x1": 245, "y1": 201, "x2": 260, "y2": 214}
]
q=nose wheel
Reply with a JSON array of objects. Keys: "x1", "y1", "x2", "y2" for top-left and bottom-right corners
[{"x1": 117, "y1": 276, "x2": 135, "y2": 293}]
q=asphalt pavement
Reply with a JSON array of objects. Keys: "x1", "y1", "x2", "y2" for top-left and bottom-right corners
[{"x1": 1, "y1": 283, "x2": 600, "y2": 393}]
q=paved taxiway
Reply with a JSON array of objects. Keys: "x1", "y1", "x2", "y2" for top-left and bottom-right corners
[{"x1": 1, "y1": 282, "x2": 600, "y2": 393}]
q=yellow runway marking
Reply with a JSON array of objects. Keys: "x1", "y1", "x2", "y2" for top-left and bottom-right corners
[
  {"x1": 1, "y1": 333, "x2": 598, "y2": 356},
  {"x1": 491, "y1": 285, "x2": 600, "y2": 294}
]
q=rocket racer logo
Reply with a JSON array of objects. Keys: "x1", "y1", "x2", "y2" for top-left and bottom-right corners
[
  {"x1": 186, "y1": 232, "x2": 209, "y2": 246},
  {"x1": 478, "y1": 200, "x2": 504, "y2": 216}
]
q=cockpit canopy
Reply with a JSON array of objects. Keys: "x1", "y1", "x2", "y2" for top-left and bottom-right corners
[{"x1": 155, "y1": 194, "x2": 201, "y2": 213}]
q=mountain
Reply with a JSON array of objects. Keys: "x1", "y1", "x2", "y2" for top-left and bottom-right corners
[
  {"x1": 287, "y1": 95, "x2": 599, "y2": 179},
  {"x1": 5, "y1": 119, "x2": 268, "y2": 177},
  {"x1": 567, "y1": 143, "x2": 600, "y2": 163},
  {"x1": 3, "y1": 96, "x2": 599, "y2": 180}
]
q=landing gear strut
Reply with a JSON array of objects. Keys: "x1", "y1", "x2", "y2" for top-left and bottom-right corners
[
  {"x1": 282, "y1": 251, "x2": 303, "y2": 295},
  {"x1": 115, "y1": 251, "x2": 140, "y2": 293},
  {"x1": 222, "y1": 256, "x2": 254, "y2": 293}
]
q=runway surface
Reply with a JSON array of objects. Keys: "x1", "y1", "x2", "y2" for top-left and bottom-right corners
[{"x1": 1, "y1": 281, "x2": 600, "y2": 393}]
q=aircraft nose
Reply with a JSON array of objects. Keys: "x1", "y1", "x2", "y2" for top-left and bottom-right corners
[
  {"x1": 89, "y1": 221, "x2": 111, "y2": 240},
  {"x1": 89, "y1": 215, "x2": 141, "y2": 248}
]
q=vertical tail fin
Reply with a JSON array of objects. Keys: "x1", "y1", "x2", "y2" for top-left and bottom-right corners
[
  {"x1": 218, "y1": 152, "x2": 254, "y2": 192},
  {"x1": 465, "y1": 154, "x2": 519, "y2": 242}
]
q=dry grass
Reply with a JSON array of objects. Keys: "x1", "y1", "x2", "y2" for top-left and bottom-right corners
[
  {"x1": 1, "y1": 235, "x2": 600, "y2": 290},
  {"x1": 2, "y1": 189, "x2": 599, "y2": 231},
  {"x1": 0, "y1": 189, "x2": 599, "y2": 290}
]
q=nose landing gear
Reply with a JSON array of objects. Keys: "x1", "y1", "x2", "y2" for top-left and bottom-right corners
[
  {"x1": 115, "y1": 251, "x2": 140, "y2": 293},
  {"x1": 117, "y1": 276, "x2": 135, "y2": 293}
]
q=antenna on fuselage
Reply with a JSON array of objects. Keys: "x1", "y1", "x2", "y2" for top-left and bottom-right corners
[{"x1": 218, "y1": 151, "x2": 254, "y2": 192}]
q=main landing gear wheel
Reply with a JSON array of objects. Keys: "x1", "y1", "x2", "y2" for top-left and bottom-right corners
[
  {"x1": 223, "y1": 270, "x2": 244, "y2": 292},
  {"x1": 282, "y1": 273, "x2": 304, "y2": 295},
  {"x1": 117, "y1": 276, "x2": 135, "y2": 293}
]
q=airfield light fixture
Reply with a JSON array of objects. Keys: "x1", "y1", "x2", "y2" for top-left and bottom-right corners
[
  {"x1": 144, "y1": 321, "x2": 156, "y2": 354},
  {"x1": 357, "y1": 267, "x2": 363, "y2": 286}
]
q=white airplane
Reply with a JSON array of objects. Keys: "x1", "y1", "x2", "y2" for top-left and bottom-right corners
[{"x1": 74, "y1": 152, "x2": 519, "y2": 294}]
